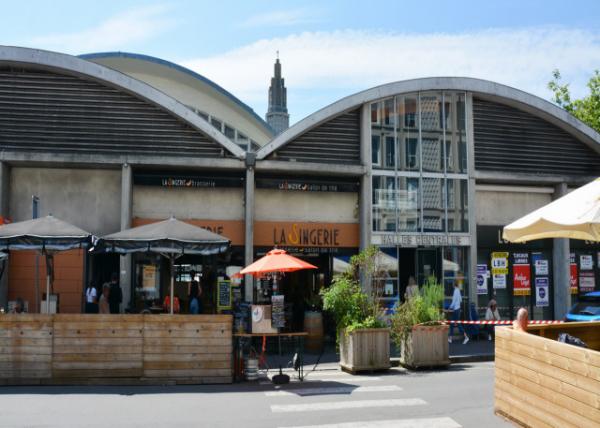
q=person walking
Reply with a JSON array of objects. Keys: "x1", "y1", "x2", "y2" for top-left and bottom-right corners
[
  {"x1": 485, "y1": 299, "x2": 501, "y2": 340},
  {"x1": 108, "y1": 272, "x2": 122, "y2": 314},
  {"x1": 448, "y1": 282, "x2": 469, "y2": 344},
  {"x1": 84, "y1": 281, "x2": 99, "y2": 313},
  {"x1": 188, "y1": 271, "x2": 202, "y2": 314}
]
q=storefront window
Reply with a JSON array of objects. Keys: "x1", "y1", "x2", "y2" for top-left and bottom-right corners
[
  {"x1": 373, "y1": 248, "x2": 399, "y2": 301},
  {"x1": 372, "y1": 176, "x2": 397, "y2": 232},
  {"x1": 443, "y1": 247, "x2": 469, "y2": 301},
  {"x1": 372, "y1": 98, "x2": 395, "y2": 171},
  {"x1": 444, "y1": 92, "x2": 467, "y2": 174}
]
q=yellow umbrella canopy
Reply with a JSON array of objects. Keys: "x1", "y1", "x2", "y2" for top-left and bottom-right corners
[{"x1": 503, "y1": 178, "x2": 600, "y2": 243}]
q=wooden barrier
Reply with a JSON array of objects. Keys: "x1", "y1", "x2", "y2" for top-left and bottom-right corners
[
  {"x1": 494, "y1": 322, "x2": 600, "y2": 428},
  {"x1": 0, "y1": 314, "x2": 232, "y2": 385}
]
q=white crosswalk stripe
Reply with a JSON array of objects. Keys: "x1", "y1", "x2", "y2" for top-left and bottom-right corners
[
  {"x1": 270, "y1": 398, "x2": 426, "y2": 413},
  {"x1": 277, "y1": 416, "x2": 462, "y2": 428},
  {"x1": 265, "y1": 385, "x2": 402, "y2": 396}
]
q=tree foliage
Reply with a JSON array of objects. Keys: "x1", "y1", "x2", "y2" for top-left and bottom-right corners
[{"x1": 548, "y1": 69, "x2": 600, "y2": 133}]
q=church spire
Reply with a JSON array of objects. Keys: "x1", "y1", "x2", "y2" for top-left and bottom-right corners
[{"x1": 266, "y1": 54, "x2": 289, "y2": 135}]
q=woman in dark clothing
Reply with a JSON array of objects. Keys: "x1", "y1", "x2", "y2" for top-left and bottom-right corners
[{"x1": 188, "y1": 279, "x2": 202, "y2": 314}]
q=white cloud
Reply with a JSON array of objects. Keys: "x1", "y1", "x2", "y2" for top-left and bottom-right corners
[
  {"x1": 179, "y1": 27, "x2": 600, "y2": 122},
  {"x1": 240, "y1": 8, "x2": 319, "y2": 28},
  {"x1": 28, "y1": 4, "x2": 174, "y2": 54}
]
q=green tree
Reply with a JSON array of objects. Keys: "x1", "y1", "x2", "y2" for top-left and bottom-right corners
[{"x1": 548, "y1": 69, "x2": 600, "y2": 133}]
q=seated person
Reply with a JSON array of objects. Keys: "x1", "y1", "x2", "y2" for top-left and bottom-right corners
[
  {"x1": 11, "y1": 297, "x2": 26, "y2": 313},
  {"x1": 485, "y1": 299, "x2": 501, "y2": 340},
  {"x1": 513, "y1": 307, "x2": 529, "y2": 333}
]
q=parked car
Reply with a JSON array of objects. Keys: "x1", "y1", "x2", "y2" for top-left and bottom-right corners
[{"x1": 565, "y1": 291, "x2": 600, "y2": 322}]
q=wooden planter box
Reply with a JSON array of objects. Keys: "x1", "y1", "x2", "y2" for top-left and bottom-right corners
[
  {"x1": 339, "y1": 328, "x2": 390, "y2": 373},
  {"x1": 400, "y1": 324, "x2": 449, "y2": 369},
  {"x1": 495, "y1": 322, "x2": 600, "y2": 428}
]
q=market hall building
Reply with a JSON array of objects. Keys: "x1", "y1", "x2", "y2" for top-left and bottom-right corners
[{"x1": 0, "y1": 45, "x2": 599, "y2": 321}]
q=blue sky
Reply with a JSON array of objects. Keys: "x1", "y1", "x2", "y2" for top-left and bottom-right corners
[{"x1": 3, "y1": 0, "x2": 600, "y2": 123}]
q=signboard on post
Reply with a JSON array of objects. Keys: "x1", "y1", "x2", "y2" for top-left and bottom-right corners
[
  {"x1": 570, "y1": 253, "x2": 578, "y2": 294},
  {"x1": 491, "y1": 252, "x2": 509, "y2": 276},
  {"x1": 513, "y1": 253, "x2": 531, "y2": 296},
  {"x1": 217, "y1": 279, "x2": 232, "y2": 310},
  {"x1": 579, "y1": 272, "x2": 595, "y2": 292},
  {"x1": 493, "y1": 274, "x2": 506, "y2": 289},
  {"x1": 271, "y1": 295, "x2": 285, "y2": 329},
  {"x1": 476, "y1": 264, "x2": 488, "y2": 295},
  {"x1": 532, "y1": 252, "x2": 549, "y2": 276}
]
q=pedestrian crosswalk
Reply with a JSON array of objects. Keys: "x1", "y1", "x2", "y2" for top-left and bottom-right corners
[{"x1": 262, "y1": 369, "x2": 463, "y2": 428}]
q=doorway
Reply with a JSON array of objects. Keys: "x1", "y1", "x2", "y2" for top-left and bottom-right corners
[{"x1": 398, "y1": 247, "x2": 441, "y2": 299}]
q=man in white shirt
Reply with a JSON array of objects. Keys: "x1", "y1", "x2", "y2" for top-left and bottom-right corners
[{"x1": 448, "y1": 282, "x2": 469, "y2": 344}]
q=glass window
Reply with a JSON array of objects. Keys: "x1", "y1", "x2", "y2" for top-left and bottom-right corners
[
  {"x1": 384, "y1": 136, "x2": 395, "y2": 168},
  {"x1": 420, "y1": 93, "x2": 442, "y2": 131},
  {"x1": 403, "y1": 138, "x2": 419, "y2": 171},
  {"x1": 447, "y1": 179, "x2": 469, "y2": 232},
  {"x1": 373, "y1": 248, "x2": 399, "y2": 299},
  {"x1": 372, "y1": 135, "x2": 381, "y2": 166},
  {"x1": 224, "y1": 124, "x2": 235, "y2": 139},
  {"x1": 397, "y1": 177, "x2": 419, "y2": 232},
  {"x1": 211, "y1": 117, "x2": 223, "y2": 131},
  {"x1": 383, "y1": 98, "x2": 395, "y2": 127},
  {"x1": 421, "y1": 137, "x2": 443, "y2": 172},
  {"x1": 371, "y1": 102, "x2": 380, "y2": 124},
  {"x1": 372, "y1": 176, "x2": 397, "y2": 232},
  {"x1": 397, "y1": 94, "x2": 419, "y2": 172},
  {"x1": 422, "y1": 177, "x2": 444, "y2": 232},
  {"x1": 444, "y1": 92, "x2": 468, "y2": 174},
  {"x1": 443, "y1": 247, "x2": 469, "y2": 300},
  {"x1": 403, "y1": 97, "x2": 417, "y2": 128}
]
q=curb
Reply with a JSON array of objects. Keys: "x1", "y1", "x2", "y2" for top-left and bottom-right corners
[{"x1": 450, "y1": 354, "x2": 494, "y2": 363}]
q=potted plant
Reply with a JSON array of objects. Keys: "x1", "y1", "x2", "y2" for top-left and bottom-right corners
[
  {"x1": 390, "y1": 276, "x2": 449, "y2": 369},
  {"x1": 321, "y1": 246, "x2": 390, "y2": 373}
]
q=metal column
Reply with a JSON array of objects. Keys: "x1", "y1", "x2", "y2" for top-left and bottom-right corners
[
  {"x1": 244, "y1": 157, "x2": 255, "y2": 303},
  {"x1": 552, "y1": 182, "x2": 571, "y2": 320},
  {"x1": 120, "y1": 163, "x2": 133, "y2": 312}
]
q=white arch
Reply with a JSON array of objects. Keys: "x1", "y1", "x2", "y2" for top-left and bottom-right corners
[
  {"x1": 0, "y1": 46, "x2": 246, "y2": 159},
  {"x1": 256, "y1": 77, "x2": 600, "y2": 160}
]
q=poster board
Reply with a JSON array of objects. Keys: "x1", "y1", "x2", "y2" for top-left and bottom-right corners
[
  {"x1": 142, "y1": 265, "x2": 157, "y2": 290},
  {"x1": 217, "y1": 279, "x2": 232, "y2": 310},
  {"x1": 271, "y1": 295, "x2": 285, "y2": 329},
  {"x1": 513, "y1": 253, "x2": 531, "y2": 296}
]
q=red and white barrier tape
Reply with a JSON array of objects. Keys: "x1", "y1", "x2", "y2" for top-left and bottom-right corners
[{"x1": 445, "y1": 320, "x2": 564, "y2": 325}]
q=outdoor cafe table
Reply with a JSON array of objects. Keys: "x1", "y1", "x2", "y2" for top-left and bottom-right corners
[{"x1": 233, "y1": 332, "x2": 308, "y2": 382}]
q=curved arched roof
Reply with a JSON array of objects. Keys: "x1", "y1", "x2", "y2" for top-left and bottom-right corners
[
  {"x1": 257, "y1": 77, "x2": 600, "y2": 160},
  {"x1": 0, "y1": 45, "x2": 246, "y2": 159},
  {"x1": 79, "y1": 51, "x2": 274, "y2": 138}
]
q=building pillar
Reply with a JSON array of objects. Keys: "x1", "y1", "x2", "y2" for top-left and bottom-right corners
[
  {"x1": 244, "y1": 158, "x2": 255, "y2": 303},
  {"x1": 552, "y1": 182, "x2": 570, "y2": 320},
  {"x1": 465, "y1": 93, "x2": 478, "y2": 307},
  {"x1": 0, "y1": 162, "x2": 10, "y2": 310},
  {"x1": 120, "y1": 164, "x2": 133, "y2": 312},
  {"x1": 359, "y1": 103, "x2": 372, "y2": 252}
]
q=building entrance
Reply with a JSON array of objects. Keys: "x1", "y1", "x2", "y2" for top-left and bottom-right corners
[{"x1": 398, "y1": 247, "x2": 442, "y2": 299}]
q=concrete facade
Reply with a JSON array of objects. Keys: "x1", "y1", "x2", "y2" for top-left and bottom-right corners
[{"x1": 475, "y1": 188, "x2": 553, "y2": 226}]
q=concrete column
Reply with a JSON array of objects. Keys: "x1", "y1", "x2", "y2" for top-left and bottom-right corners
[
  {"x1": 359, "y1": 103, "x2": 372, "y2": 251},
  {"x1": 465, "y1": 93, "x2": 478, "y2": 306},
  {"x1": 120, "y1": 164, "x2": 133, "y2": 312},
  {"x1": 244, "y1": 163, "x2": 255, "y2": 302},
  {"x1": 552, "y1": 182, "x2": 570, "y2": 320},
  {"x1": 0, "y1": 162, "x2": 10, "y2": 310}
]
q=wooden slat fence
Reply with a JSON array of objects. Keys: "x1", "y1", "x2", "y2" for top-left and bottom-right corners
[{"x1": 0, "y1": 314, "x2": 232, "y2": 385}]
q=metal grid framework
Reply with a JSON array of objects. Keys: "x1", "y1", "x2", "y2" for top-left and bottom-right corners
[
  {"x1": 0, "y1": 67, "x2": 226, "y2": 157},
  {"x1": 473, "y1": 97, "x2": 600, "y2": 176}
]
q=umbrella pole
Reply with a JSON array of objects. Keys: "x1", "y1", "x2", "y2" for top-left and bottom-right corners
[
  {"x1": 170, "y1": 256, "x2": 175, "y2": 315},
  {"x1": 44, "y1": 252, "x2": 51, "y2": 314}
]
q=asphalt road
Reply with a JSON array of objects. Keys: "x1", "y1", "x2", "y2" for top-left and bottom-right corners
[{"x1": 0, "y1": 362, "x2": 510, "y2": 428}]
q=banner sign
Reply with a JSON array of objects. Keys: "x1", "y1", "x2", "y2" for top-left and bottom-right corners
[
  {"x1": 570, "y1": 257, "x2": 578, "y2": 294},
  {"x1": 513, "y1": 253, "x2": 531, "y2": 296},
  {"x1": 476, "y1": 264, "x2": 488, "y2": 295},
  {"x1": 532, "y1": 252, "x2": 549, "y2": 276},
  {"x1": 580, "y1": 254, "x2": 594, "y2": 271},
  {"x1": 134, "y1": 173, "x2": 243, "y2": 188},
  {"x1": 579, "y1": 272, "x2": 595, "y2": 292},
  {"x1": 256, "y1": 178, "x2": 358, "y2": 193},
  {"x1": 535, "y1": 277, "x2": 549, "y2": 307},
  {"x1": 491, "y1": 252, "x2": 509, "y2": 275},
  {"x1": 493, "y1": 274, "x2": 507, "y2": 289}
]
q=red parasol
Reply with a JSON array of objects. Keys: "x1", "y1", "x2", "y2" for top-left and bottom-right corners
[{"x1": 239, "y1": 248, "x2": 317, "y2": 277}]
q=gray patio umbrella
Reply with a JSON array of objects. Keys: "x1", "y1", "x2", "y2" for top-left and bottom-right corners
[
  {"x1": 95, "y1": 217, "x2": 230, "y2": 314},
  {"x1": 0, "y1": 215, "x2": 93, "y2": 313}
]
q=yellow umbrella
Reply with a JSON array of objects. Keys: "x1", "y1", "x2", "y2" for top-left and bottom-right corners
[{"x1": 503, "y1": 178, "x2": 600, "y2": 243}]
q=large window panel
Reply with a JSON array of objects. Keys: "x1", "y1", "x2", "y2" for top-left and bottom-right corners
[
  {"x1": 372, "y1": 135, "x2": 381, "y2": 166},
  {"x1": 422, "y1": 177, "x2": 445, "y2": 232},
  {"x1": 447, "y1": 179, "x2": 469, "y2": 232},
  {"x1": 397, "y1": 95, "x2": 419, "y2": 171},
  {"x1": 373, "y1": 248, "x2": 399, "y2": 299},
  {"x1": 397, "y1": 177, "x2": 420, "y2": 232},
  {"x1": 420, "y1": 92, "x2": 444, "y2": 173},
  {"x1": 372, "y1": 99, "x2": 395, "y2": 170},
  {"x1": 421, "y1": 137, "x2": 443, "y2": 172},
  {"x1": 444, "y1": 92, "x2": 467, "y2": 174},
  {"x1": 372, "y1": 176, "x2": 397, "y2": 232}
]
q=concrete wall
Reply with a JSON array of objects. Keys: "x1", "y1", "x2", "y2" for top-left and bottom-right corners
[
  {"x1": 133, "y1": 186, "x2": 244, "y2": 220},
  {"x1": 476, "y1": 188, "x2": 552, "y2": 226},
  {"x1": 255, "y1": 190, "x2": 359, "y2": 223},
  {"x1": 9, "y1": 167, "x2": 121, "y2": 235}
]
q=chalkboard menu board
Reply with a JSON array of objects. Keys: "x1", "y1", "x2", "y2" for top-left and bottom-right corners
[
  {"x1": 217, "y1": 280, "x2": 232, "y2": 310},
  {"x1": 271, "y1": 295, "x2": 285, "y2": 329}
]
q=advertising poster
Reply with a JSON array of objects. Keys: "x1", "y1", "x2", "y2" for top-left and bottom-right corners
[
  {"x1": 570, "y1": 262, "x2": 578, "y2": 294},
  {"x1": 142, "y1": 265, "x2": 157, "y2": 290},
  {"x1": 491, "y1": 252, "x2": 509, "y2": 275},
  {"x1": 476, "y1": 264, "x2": 488, "y2": 295},
  {"x1": 493, "y1": 274, "x2": 507, "y2": 289},
  {"x1": 535, "y1": 277, "x2": 549, "y2": 307},
  {"x1": 580, "y1": 255, "x2": 593, "y2": 271},
  {"x1": 579, "y1": 272, "x2": 595, "y2": 292},
  {"x1": 532, "y1": 252, "x2": 549, "y2": 276},
  {"x1": 513, "y1": 264, "x2": 531, "y2": 296}
]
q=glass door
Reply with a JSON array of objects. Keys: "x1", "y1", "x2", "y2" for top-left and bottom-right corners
[{"x1": 416, "y1": 248, "x2": 441, "y2": 286}]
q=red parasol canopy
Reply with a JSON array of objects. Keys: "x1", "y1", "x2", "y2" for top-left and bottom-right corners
[{"x1": 239, "y1": 248, "x2": 317, "y2": 277}]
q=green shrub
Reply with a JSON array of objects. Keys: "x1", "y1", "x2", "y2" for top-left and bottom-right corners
[{"x1": 390, "y1": 276, "x2": 445, "y2": 347}]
